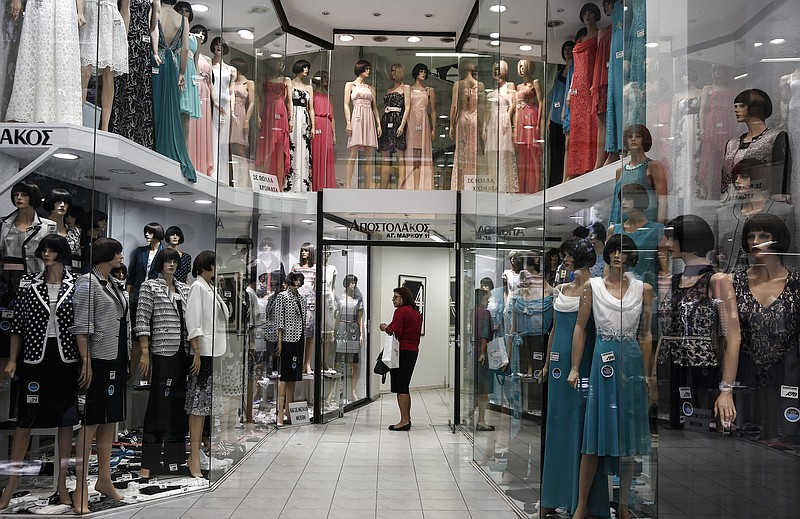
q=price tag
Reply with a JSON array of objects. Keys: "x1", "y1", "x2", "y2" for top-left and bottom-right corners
[
  {"x1": 554, "y1": 101, "x2": 561, "y2": 108},
  {"x1": 109, "y1": 371, "x2": 116, "y2": 380},
  {"x1": 780, "y1": 385, "x2": 799, "y2": 399},
  {"x1": 416, "y1": 125, "x2": 422, "y2": 131},
  {"x1": 387, "y1": 122, "x2": 394, "y2": 128},
  {"x1": 152, "y1": 67, "x2": 159, "y2": 75},
  {"x1": 27, "y1": 395, "x2": 39, "y2": 404},
  {"x1": 679, "y1": 387, "x2": 692, "y2": 399},
  {"x1": 169, "y1": 463, "x2": 178, "y2": 472},
  {"x1": 601, "y1": 351, "x2": 615, "y2": 363},
  {"x1": 616, "y1": 50, "x2": 624, "y2": 59},
  {"x1": 36, "y1": 499, "x2": 49, "y2": 507},
  {"x1": 19, "y1": 279, "x2": 31, "y2": 289},
  {"x1": 142, "y1": 35, "x2": 151, "y2": 43},
  {"x1": 550, "y1": 352, "x2": 560, "y2": 362},
  {"x1": 637, "y1": 29, "x2": 645, "y2": 38},
  {"x1": 569, "y1": 88, "x2": 578, "y2": 95},
  {"x1": 533, "y1": 351, "x2": 544, "y2": 361}
]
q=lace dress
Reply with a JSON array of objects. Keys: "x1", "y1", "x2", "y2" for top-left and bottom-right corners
[
  {"x1": 0, "y1": 1, "x2": 22, "y2": 121},
  {"x1": 378, "y1": 91, "x2": 406, "y2": 153},
  {"x1": 78, "y1": 0, "x2": 128, "y2": 76},
  {"x1": 567, "y1": 36, "x2": 598, "y2": 178},
  {"x1": 627, "y1": 0, "x2": 647, "y2": 127},
  {"x1": 484, "y1": 83, "x2": 518, "y2": 193},
  {"x1": 286, "y1": 87, "x2": 312, "y2": 192},
  {"x1": 451, "y1": 82, "x2": 479, "y2": 190},
  {"x1": 789, "y1": 79, "x2": 800, "y2": 205},
  {"x1": 515, "y1": 83, "x2": 543, "y2": 193},
  {"x1": 405, "y1": 88, "x2": 434, "y2": 190}
]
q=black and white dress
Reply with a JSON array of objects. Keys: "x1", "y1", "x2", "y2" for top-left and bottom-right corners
[{"x1": 286, "y1": 87, "x2": 312, "y2": 192}]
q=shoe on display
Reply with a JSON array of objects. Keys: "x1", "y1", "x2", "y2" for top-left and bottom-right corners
[
  {"x1": 476, "y1": 423, "x2": 495, "y2": 431},
  {"x1": 198, "y1": 450, "x2": 210, "y2": 471}
]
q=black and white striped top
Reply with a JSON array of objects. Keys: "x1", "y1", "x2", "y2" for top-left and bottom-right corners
[
  {"x1": 70, "y1": 268, "x2": 130, "y2": 361},
  {"x1": 134, "y1": 276, "x2": 190, "y2": 355}
]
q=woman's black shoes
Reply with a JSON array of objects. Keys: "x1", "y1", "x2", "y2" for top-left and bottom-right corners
[{"x1": 388, "y1": 422, "x2": 411, "y2": 431}]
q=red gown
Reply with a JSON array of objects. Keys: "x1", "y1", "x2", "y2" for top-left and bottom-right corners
[
  {"x1": 312, "y1": 91, "x2": 336, "y2": 190},
  {"x1": 255, "y1": 81, "x2": 290, "y2": 184},
  {"x1": 514, "y1": 83, "x2": 543, "y2": 193},
  {"x1": 567, "y1": 36, "x2": 598, "y2": 178},
  {"x1": 592, "y1": 25, "x2": 612, "y2": 115}
]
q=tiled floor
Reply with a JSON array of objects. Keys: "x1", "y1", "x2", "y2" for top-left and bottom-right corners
[{"x1": 109, "y1": 390, "x2": 521, "y2": 519}]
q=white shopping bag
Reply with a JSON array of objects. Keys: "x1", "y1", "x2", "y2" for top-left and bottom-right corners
[
  {"x1": 488, "y1": 336, "x2": 509, "y2": 371},
  {"x1": 382, "y1": 333, "x2": 401, "y2": 369}
]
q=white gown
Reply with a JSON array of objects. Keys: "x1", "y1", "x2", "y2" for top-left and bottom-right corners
[
  {"x1": 788, "y1": 79, "x2": 800, "y2": 206},
  {"x1": 212, "y1": 62, "x2": 232, "y2": 181}
]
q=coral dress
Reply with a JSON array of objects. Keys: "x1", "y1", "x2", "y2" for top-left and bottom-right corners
[
  {"x1": 255, "y1": 80, "x2": 290, "y2": 183},
  {"x1": 405, "y1": 88, "x2": 434, "y2": 190},
  {"x1": 346, "y1": 83, "x2": 378, "y2": 148},
  {"x1": 567, "y1": 36, "x2": 598, "y2": 178},
  {"x1": 593, "y1": 25, "x2": 612, "y2": 115},
  {"x1": 312, "y1": 91, "x2": 336, "y2": 190},
  {"x1": 514, "y1": 83, "x2": 542, "y2": 193},
  {"x1": 451, "y1": 82, "x2": 479, "y2": 191},
  {"x1": 188, "y1": 55, "x2": 214, "y2": 176}
]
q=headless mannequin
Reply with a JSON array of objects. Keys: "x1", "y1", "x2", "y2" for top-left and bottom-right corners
[
  {"x1": 406, "y1": 67, "x2": 436, "y2": 190},
  {"x1": 289, "y1": 63, "x2": 316, "y2": 190},
  {"x1": 210, "y1": 38, "x2": 234, "y2": 182},
  {"x1": 564, "y1": 10, "x2": 598, "y2": 178},
  {"x1": 595, "y1": 0, "x2": 614, "y2": 168},
  {"x1": 448, "y1": 62, "x2": 485, "y2": 190},
  {"x1": 779, "y1": 66, "x2": 800, "y2": 127},
  {"x1": 344, "y1": 66, "x2": 382, "y2": 188},
  {"x1": 380, "y1": 64, "x2": 410, "y2": 189},
  {"x1": 502, "y1": 252, "x2": 525, "y2": 303},
  {"x1": 292, "y1": 245, "x2": 316, "y2": 374},
  {"x1": 338, "y1": 277, "x2": 364, "y2": 401}
]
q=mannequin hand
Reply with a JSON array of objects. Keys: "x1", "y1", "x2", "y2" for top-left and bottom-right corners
[
  {"x1": 346, "y1": 122, "x2": 352, "y2": 135},
  {"x1": 3, "y1": 360, "x2": 16, "y2": 379},
  {"x1": 396, "y1": 124, "x2": 405, "y2": 137},
  {"x1": 257, "y1": 115, "x2": 262, "y2": 128},
  {"x1": 289, "y1": 119, "x2": 294, "y2": 132},
  {"x1": 431, "y1": 125, "x2": 435, "y2": 135},
  {"x1": 10, "y1": 0, "x2": 22, "y2": 20},
  {"x1": 153, "y1": 53, "x2": 163, "y2": 67},
  {"x1": 449, "y1": 127, "x2": 454, "y2": 140},
  {"x1": 647, "y1": 375, "x2": 658, "y2": 404},
  {"x1": 376, "y1": 125, "x2": 382, "y2": 138},
  {"x1": 190, "y1": 353, "x2": 201, "y2": 376},
  {"x1": 332, "y1": 133, "x2": 337, "y2": 145},
  {"x1": 79, "y1": 359, "x2": 92, "y2": 389},
  {"x1": 77, "y1": 13, "x2": 87, "y2": 28},
  {"x1": 139, "y1": 352, "x2": 151, "y2": 378},
  {"x1": 276, "y1": 340, "x2": 282, "y2": 356},
  {"x1": 244, "y1": 120, "x2": 250, "y2": 131},
  {"x1": 566, "y1": 368, "x2": 580, "y2": 389},
  {"x1": 178, "y1": 73, "x2": 186, "y2": 90},
  {"x1": 539, "y1": 363, "x2": 548, "y2": 384},
  {"x1": 714, "y1": 391, "x2": 736, "y2": 426}
]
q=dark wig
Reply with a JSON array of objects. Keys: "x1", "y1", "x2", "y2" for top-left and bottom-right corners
[
  {"x1": 173, "y1": 1, "x2": 193, "y2": 22},
  {"x1": 579, "y1": 2, "x2": 602, "y2": 23},
  {"x1": 165, "y1": 225, "x2": 185, "y2": 244},
  {"x1": 665, "y1": 214, "x2": 715, "y2": 257},
  {"x1": 35, "y1": 234, "x2": 72, "y2": 266},
  {"x1": 741, "y1": 213, "x2": 791, "y2": 254},
  {"x1": 734, "y1": 88, "x2": 773, "y2": 120},
  {"x1": 10, "y1": 181, "x2": 42, "y2": 209},
  {"x1": 144, "y1": 222, "x2": 165, "y2": 241},
  {"x1": 153, "y1": 248, "x2": 181, "y2": 273},
  {"x1": 622, "y1": 124, "x2": 653, "y2": 152},
  {"x1": 210, "y1": 37, "x2": 229, "y2": 56},
  {"x1": 619, "y1": 182, "x2": 650, "y2": 210},
  {"x1": 568, "y1": 239, "x2": 597, "y2": 270},
  {"x1": 190, "y1": 24, "x2": 208, "y2": 43},
  {"x1": 287, "y1": 271, "x2": 305, "y2": 287},
  {"x1": 412, "y1": 63, "x2": 430, "y2": 80},
  {"x1": 91, "y1": 238, "x2": 123, "y2": 267},
  {"x1": 561, "y1": 40, "x2": 575, "y2": 61},
  {"x1": 354, "y1": 59, "x2": 371, "y2": 77},
  {"x1": 603, "y1": 234, "x2": 638, "y2": 267},
  {"x1": 43, "y1": 188, "x2": 72, "y2": 212},
  {"x1": 192, "y1": 250, "x2": 216, "y2": 278},
  {"x1": 292, "y1": 59, "x2": 311, "y2": 75},
  {"x1": 231, "y1": 57, "x2": 249, "y2": 77},
  {"x1": 479, "y1": 277, "x2": 495, "y2": 290}
]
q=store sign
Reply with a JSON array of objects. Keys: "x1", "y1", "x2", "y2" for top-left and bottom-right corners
[
  {"x1": 475, "y1": 225, "x2": 525, "y2": 241},
  {"x1": 349, "y1": 219, "x2": 431, "y2": 239},
  {"x1": 289, "y1": 401, "x2": 311, "y2": 425},
  {"x1": 250, "y1": 171, "x2": 281, "y2": 193},
  {"x1": 0, "y1": 128, "x2": 54, "y2": 146},
  {"x1": 685, "y1": 408, "x2": 713, "y2": 431}
]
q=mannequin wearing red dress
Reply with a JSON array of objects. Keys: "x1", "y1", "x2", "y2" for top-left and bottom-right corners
[{"x1": 567, "y1": 3, "x2": 600, "y2": 179}]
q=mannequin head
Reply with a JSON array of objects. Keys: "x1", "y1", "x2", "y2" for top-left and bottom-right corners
[
  {"x1": 732, "y1": 158, "x2": 770, "y2": 197},
  {"x1": 10, "y1": 180, "x2": 42, "y2": 210},
  {"x1": 588, "y1": 221, "x2": 607, "y2": 244},
  {"x1": 603, "y1": 234, "x2": 638, "y2": 267},
  {"x1": 343, "y1": 274, "x2": 363, "y2": 300},
  {"x1": 111, "y1": 264, "x2": 128, "y2": 281},
  {"x1": 412, "y1": 63, "x2": 428, "y2": 82},
  {"x1": 580, "y1": 2, "x2": 601, "y2": 25},
  {"x1": 166, "y1": 225, "x2": 185, "y2": 246},
  {"x1": 174, "y1": 1, "x2": 193, "y2": 21},
  {"x1": 292, "y1": 59, "x2": 311, "y2": 78},
  {"x1": 287, "y1": 271, "x2": 305, "y2": 294},
  {"x1": 143, "y1": 222, "x2": 165, "y2": 243},
  {"x1": 354, "y1": 59, "x2": 372, "y2": 79},
  {"x1": 192, "y1": 250, "x2": 216, "y2": 281},
  {"x1": 619, "y1": 183, "x2": 650, "y2": 214},
  {"x1": 545, "y1": 248, "x2": 560, "y2": 271},
  {"x1": 602, "y1": 0, "x2": 616, "y2": 16},
  {"x1": 231, "y1": 57, "x2": 249, "y2": 78},
  {"x1": 493, "y1": 60, "x2": 508, "y2": 82},
  {"x1": 299, "y1": 242, "x2": 315, "y2": 267},
  {"x1": 235, "y1": 235, "x2": 253, "y2": 254},
  {"x1": 389, "y1": 63, "x2": 406, "y2": 83},
  {"x1": 734, "y1": 88, "x2": 773, "y2": 122},
  {"x1": 567, "y1": 239, "x2": 597, "y2": 270},
  {"x1": 35, "y1": 234, "x2": 72, "y2": 267},
  {"x1": 517, "y1": 59, "x2": 535, "y2": 79},
  {"x1": 665, "y1": 214, "x2": 714, "y2": 259},
  {"x1": 572, "y1": 225, "x2": 590, "y2": 240},
  {"x1": 622, "y1": 124, "x2": 653, "y2": 152},
  {"x1": 742, "y1": 213, "x2": 791, "y2": 256},
  {"x1": 459, "y1": 60, "x2": 477, "y2": 80},
  {"x1": 89, "y1": 210, "x2": 108, "y2": 233},
  {"x1": 190, "y1": 24, "x2": 208, "y2": 45},
  {"x1": 479, "y1": 277, "x2": 494, "y2": 292},
  {"x1": 312, "y1": 70, "x2": 329, "y2": 90},
  {"x1": 561, "y1": 40, "x2": 575, "y2": 62},
  {"x1": 526, "y1": 253, "x2": 541, "y2": 274},
  {"x1": 44, "y1": 188, "x2": 72, "y2": 217},
  {"x1": 210, "y1": 37, "x2": 229, "y2": 57},
  {"x1": 67, "y1": 205, "x2": 86, "y2": 229},
  {"x1": 154, "y1": 248, "x2": 181, "y2": 275},
  {"x1": 91, "y1": 238, "x2": 123, "y2": 268},
  {"x1": 508, "y1": 250, "x2": 524, "y2": 271}
]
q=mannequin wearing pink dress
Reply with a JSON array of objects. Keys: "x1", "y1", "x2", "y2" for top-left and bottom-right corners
[
  {"x1": 344, "y1": 60, "x2": 382, "y2": 188},
  {"x1": 404, "y1": 63, "x2": 436, "y2": 190}
]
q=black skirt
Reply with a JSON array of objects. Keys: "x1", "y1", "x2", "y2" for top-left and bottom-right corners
[
  {"x1": 390, "y1": 350, "x2": 418, "y2": 394},
  {"x1": 17, "y1": 338, "x2": 80, "y2": 428},
  {"x1": 279, "y1": 339, "x2": 304, "y2": 382},
  {"x1": 84, "y1": 321, "x2": 128, "y2": 425}
]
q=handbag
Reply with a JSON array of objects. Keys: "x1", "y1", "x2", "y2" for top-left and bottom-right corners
[
  {"x1": 381, "y1": 333, "x2": 400, "y2": 369},
  {"x1": 488, "y1": 336, "x2": 509, "y2": 371},
  {"x1": 373, "y1": 353, "x2": 390, "y2": 383}
]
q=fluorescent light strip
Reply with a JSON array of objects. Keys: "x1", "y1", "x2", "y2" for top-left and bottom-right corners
[
  {"x1": 415, "y1": 52, "x2": 486, "y2": 57},
  {"x1": 760, "y1": 57, "x2": 800, "y2": 62}
]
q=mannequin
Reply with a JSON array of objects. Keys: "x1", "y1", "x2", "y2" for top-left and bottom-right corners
[
  {"x1": 593, "y1": 0, "x2": 614, "y2": 169},
  {"x1": 6, "y1": 0, "x2": 83, "y2": 124},
  {"x1": 244, "y1": 275, "x2": 265, "y2": 427},
  {"x1": 587, "y1": 222, "x2": 607, "y2": 277},
  {"x1": 276, "y1": 271, "x2": 307, "y2": 426},
  {"x1": 568, "y1": 235, "x2": 654, "y2": 519},
  {"x1": 562, "y1": 28, "x2": 586, "y2": 181},
  {"x1": 126, "y1": 222, "x2": 165, "y2": 336},
  {"x1": 566, "y1": 3, "x2": 599, "y2": 179},
  {"x1": 230, "y1": 57, "x2": 256, "y2": 160},
  {"x1": 405, "y1": 63, "x2": 436, "y2": 190},
  {"x1": 153, "y1": 1, "x2": 197, "y2": 182},
  {"x1": 0, "y1": 236, "x2": 80, "y2": 509},
  {"x1": 173, "y1": 2, "x2": 199, "y2": 138},
  {"x1": 722, "y1": 89, "x2": 790, "y2": 202},
  {"x1": 135, "y1": 248, "x2": 190, "y2": 478},
  {"x1": 335, "y1": 274, "x2": 364, "y2": 402},
  {"x1": 604, "y1": 0, "x2": 623, "y2": 160},
  {"x1": 71, "y1": 238, "x2": 130, "y2": 513},
  {"x1": 626, "y1": 0, "x2": 647, "y2": 127},
  {"x1": 671, "y1": 66, "x2": 702, "y2": 189},
  {"x1": 715, "y1": 159, "x2": 795, "y2": 273},
  {"x1": 79, "y1": 0, "x2": 129, "y2": 131},
  {"x1": 187, "y1": 24, "x2": 215, "y2": 176},
  {"x1": 782, "y1": 66, "x2": 800, "y2": 205},
  {"x1": 291, "y1": 242, "x2": 317, "y2": 374},
  {"x1": 540, "y1": 239, "x2": 609, "y2": 517},
  {"x1": 321, "y1": 250, "x2": 337, "y2": 372},
  {"x1": 548, "y1": 41, "x2": 574, "y2": 188},
  {"x1": 210, "y1": 36, "x2": 234, "y2": 183},
  {"x1": 502, "y1": 251, "x2": 525, "y2": 300},
  {"x1": 43, "y1": 188, "x2": 82, "y2": 271},
  {"x1": 344, "y1": 59, "x2": 382, "y2": 188},
  {"x1": 165, "y1": 225, "x2": 192, "y2": 283},
  {"x1": 377, "y1": 63, "x2": 409, "y2": 189},
  {"x1": 450, "y1": 60, "x2": 484, "y2": 190},
  {"x1": 729, "y1": 214, "x2": 800, "y2": 443},
  {"x1": 697, "y1": 64, "x2": 735, "y2": 199},
  {"x1": 514, "y1": 59, "x2": 544, "y2": 193},
  {"x1": 110, "y1": 0, "x2": 158, "y2": 148},
  {"x1": 509, "y1": 267, "x2": 553, "y2": 384},
  {"x1": 312, "y1": 70, "x2": 337, "y2": 190},
  {"x1": 482, "y1": 60, "x2": 517, "y2": 193},
  {"x1": 286, "y1": 59, "x2": 315, "y2": 192},
  {"x1": 607, "y1": 124, "x2": 668, "y2": 228},
  {"x1": 256, "y1": 58, "x2": 291, "y2": 185}
]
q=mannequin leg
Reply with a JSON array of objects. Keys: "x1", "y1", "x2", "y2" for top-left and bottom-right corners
[
  {"x1": 100, "y1": 67, "x2": 114, "y2": 132},
  {"x1": 81, "y1": 65, "x2": 92, "y2": 104},
  {"x1": 56, "y1": 426, "x2": 72, "y2": 504},
  {"x1": 351, "y1": 361, "x2": 359, "y2": 401},
  {"x1": 0, "y1": 428, "x2": 32, "y2": 508},
  {"x1": 72, "y1": 424, "x2": 98, "y2": 514},
  {"x1": 303, "y1": 336, "x2": 314, "y2": 374},
  {"x1": 412, "y1": 149, "x2": 423, "y2": 189},
  {"x1": 364, "y1": 149, "x2": 376, "y2": 189},
  {"x1": 380, "y1": 151, "x2": 392, "y2": 189},
  {"x1": 188, "y1": 414, "x2": 204, "y2": 477},
  {"x1": 276, "y1": 381, "x2": 286, "y2": 426},
  {"x1": 182, "y1": 113, "x2": 190, "y2": 142},
  {"x1": 563, "y1": 132, "x2": 570, "y2": 181},
  {"x1": 93, "y1": 423, "x2": 122, "y2": 500},
  {"x1": 595, "y1": 113, "x2": 607, "y2": 170},
  {"x1": 618, "y1": 458, "x2": 635, "y2": 519},
  {"x1": 571, "y1": 453, "x2": 599, "y2": 519},
  {"x1": 345, "y1": 148, "x2": 359, "y2": 188},
  {"x1": 284, "y1": 381, "x2": 296, "y2": 420}
]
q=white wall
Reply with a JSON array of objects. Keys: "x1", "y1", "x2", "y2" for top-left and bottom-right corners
[{"x1": 369, "y1": 246, "x2": 451, "y2": 396}]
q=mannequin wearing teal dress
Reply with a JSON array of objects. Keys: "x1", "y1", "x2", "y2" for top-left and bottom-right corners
[
  {"x1": 608, "y1": 159, "x2": 658, "y2": 228},
  {"x1": 605, "y1": 0, "x2": 624, "y2": 153},
  {"x1": 179, "y1": 33, "x2": 201, "y2": 120}
]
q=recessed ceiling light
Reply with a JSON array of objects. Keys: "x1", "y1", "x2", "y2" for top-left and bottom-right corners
[
  {"x1": 153, "y1": 196, "x2": 172, "y2": 202},
  {"x1": 263, "y1": 224, "x2": 280, "y2": 229},
  {"x1": 143, "y1": 181, "x2": 166, "y2": 187},
  {"x1": 373, "y1": 35, "x2": 388, "y2": 42},
  {"x1": 321, "y1": 11, "x2": 330, "y2": 15},
  {"x1": 753, "y1": 42, "x2": 763, "y2": 47},
  {"x1": 339, "y1": 34, "x2": 354, "y2": 42},
  {"x1": 770, "y1": 38, "x2": 786, "y2": 45},
  {"x1": 194, "y1": 199, "x2": 213, "y2": 205},
  {"x1": 645, "y1": 42, "x2": 659, "y2": 48},
  {"x1": 425, "y1": 13, "x2": 433, "y2": 18},
  {"x1": 301, "y1": 219, "x2": 315, "y2": 224},
  {"x1": 548, "y1": 205, "x2": 566, "y2": 210},
  {"x1": 270, "y1": 53, "x2": 282, "y2": 58},
  {"x1": 513, "y1": 226, "x2": 526, "y2": 230},
  {"x1": 490, "y1": 40, "x2": 501, "y2": 46},
  {"x1": 535, "y1": 226, "x2": 544, "y2": 231},
  {"x1": 191, "y1": 3, "x2": 209, "y2": 13},
  {"x1": 237, "y1": 29, "x2": 254, "y2": 40},
  {"x1": 760, "y1": 57, "x2": 800, "y2": 62},
  {"x1": 519, "y1": 44, "x2": 532, "y2": 51},
  {"x1": 407, "y1": 36, "x2": 421, "y2": 43},
  {"x1": 489, "y1": 32, "x2": 500, "y2": 39},
  {"x1": 372, "y1": 12, "x2": 381, "y2": 16},
  {"x1": 110, "y1": 168, "x2": 136, "y2": 175},
  {"x1": 54, "y1": 152, "x2": 79, "y2": 160},
  {"x1": 489, "y1": 4, "x2": 507, "y2": 13}
]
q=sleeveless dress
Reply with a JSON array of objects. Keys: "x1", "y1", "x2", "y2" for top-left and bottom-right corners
[
  {"x1": 484, "y1": 83, "x2": 518, "y2": 193},
  {"x1": 593, "y1": 25, "x2": 612, "y2": 115},
  {"x1": 188, "y1": 55, "x2": 215, "y2": 176},
  {"x1": 451, "y1": 82, "x2": 479, "y2": 190},
  {"x1": 697, "y1": 88, "x2": 735, "y2": 198},
  {"x1": 627, "y1": 0, "x2": 647, "y2": 127},
  {"x1": 152, "y1": 18, "x2": 196, "y2": 182},
  {"x1": 211, "y1": 61, "x2": 232, "y2": 181},
  {"x1": 608, "y1": 159, "x2": 658, "y2": 228},
  {"x1": 541, "y1": 287, "x2": 610, "y2": 517},
  {"x1": 178, "y1": 33, "x2": 200, "y2": 119},
  {"x1": 567, "y1": 35, "x2": 598, "y2": 178},
  {"x1": 335, "y1": 294, "x2": 363, "y2": 355},
  {"x1": 515, "y1": 83, "x2": 543, "y2": 193},
  {"x1": 110, "y1": 0, "x2": 154, "y2": 147},
  {"x1": 563, "y1": 62, "x2": 575, "y2": 133},
  {"x1": 548, "y1": 68, "x2": 568, "y2": 186},
  {"x1": 230, "y1": 81, "x2": 250, "y2": 146},
  {"x1": 255, "y1": 80, "x2": 290, "y2": 183},
  {"x1": 347, "y1": 83, "x2": 378, "y2": 148},
  {"x1": 78, "y1": 0, "x2": 128, "y2": 76},
  {"x1": 583, "y1": 274, "x2": 651, "y2": 460},
  {"x1": 674, "y1": 95, "x2": 701, "y2": 190},
  {"x1": 286, "y1": 87, "x2": 313, "y2": 192},
  {"x1": 406, "y1": 88, "x2": 434, "y2": 190},
  {"x1": 312, "y1": 91, "x2": 337, "y2": 190},
  {"x1": 605, "y1": 0, "x2": 624, "y2": 153},
  {"x1": 6, "y1": 0, "x2": 82, "y2": 124},
  {"x1": 378, "y1": 91, "x2": 407, "y2": 153}
]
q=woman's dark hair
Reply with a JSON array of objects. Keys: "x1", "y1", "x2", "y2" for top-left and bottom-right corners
[
  {"x1": 165, "y1": 225, "x2": 185, "y2": 244},
  {"x1": 568, "y1": 239, "x2": 597, "y2": 270},
  {"x1": 299, "y1": 242, "x2": 315, "y2": 267},
  {"x1": 622, "y1": 124, "x2": 653, "y2": 152},
  {"x1": 190, "y1": 24, "x2": 208, "y2": 43},
  {"x1": 287, "y1": 271, "x2": 305, "y2": 287},
  {"x1": 292, "y1": 59, "x2": 311, "y2": 75},
  {"x1": 603, "y1": 234, "x2": 638, "y2": 267},
  {"x1": 354, "y1": 59, "x2": 371, "y2": 77},
  {"x1": 561, "y1": 40, "x2": 575, "y2": 61},
  {"x1": 479, "y1": 277, "x2": 494, "y2": 291},
  {"x1": 573, "y1": 225, "x2": 590, "y2": 239},
  {"x1": 475, "y1": 288, "x2": 488, "y2": 306},
  {"x1": 88, "y1": 209, "x2": 108, "y2": 229},
  {"x1": 192, "y1": 250, "x2": 216, "y2": 277},
  {"x1": 43, "y1": 188, "x2": 72, "y2": 212},
  {"x1": 734, "y1": 88, "x2": 773, "y2": 120},
  {"x1": 545, "y1": 248, "x2": 560, "y2": 267},
  {"x1": 91, "y1": 238, "x2": 123, "y2": 267},
  {"x1": 230, "y1": 57, "x2": 249, "y2": 77},
  {"x1": 526, "y1": 254, "x2": 541, "y2": 273},
  {"x1": 589, "y1": 221, "x2": 607, "y2": 242},
  {"x1": 34, "y1": 234, "x2": 72, "y2": 266},
  {"x1": 210, "y1": 37, "x2": 229, "y2": 56},
  {"x1": 741, "y1": 213, "x2": 791, "y2": 254},
  {"x1": 665, "y1": 214, "x2": 715, "y2": 257},
  {"x1": 235, "y1": 235, "x2": 253, "y2": 248},
  {"x1": 144, "y1": 222, "x2": 165, "y2": 241},
  {"x1": 10, "y1": 181, "x2": 42, "y2": 208},
  {"x1": 153, "y1": 248, "x2": 181, "y2": 273},
  {"x1": 174, "y1": 1, "x2": 193, "y2": 21},
  {"x1": 579, "y1": 2, "x2": 602, "y2": 23},
  {"x1": 619, "y1": 182, "x2": 650, "y2": 210},
  {"x1": 393, "y1": 286, "x2": 417, "y2": 309},
  {"x1": 575, "y1": 27, "x2": 588, "y2": 42},
  {"x1": 412, "y1": 63, "x2": 429, "y2": 80},
  {"x1": 731, "y1": 157, "x2": 770, "y2": 190}
]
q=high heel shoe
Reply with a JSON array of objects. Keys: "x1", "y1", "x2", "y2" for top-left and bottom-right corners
[{"x1": 388, "y1": 422, "x2": 411, "y2": 431}]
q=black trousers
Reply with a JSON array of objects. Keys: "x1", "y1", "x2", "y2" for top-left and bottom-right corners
[
  {"x1": 141, "y1": 351, "x2": 189, "y2": 473},
  {"x1": 548, "y1": 122, "x2": 565, "y2": 188}
]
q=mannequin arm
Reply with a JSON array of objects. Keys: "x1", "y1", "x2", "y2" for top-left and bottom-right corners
[
  {"x1": 4, "y1": 334, "x2": 21, "y2": 378},
  {"x1": 429, "y1": 87, "x2": 437, "y2": 134},
  {"x1": 150, "y1": 0, "x2": 160, "y2": 63},
  {"x1": 243, "y1": 80, "x2": 256, "y2": 130},
  {"x1": 371, "y1": 86, "x2": 382, "y2": 138},
  {"x1": 534, "y1": 79, "x2": 545, "y2": 134},
  {"x1": 357, "y1": 307, "x2": 365, "y2": 345},
  {"x1": 343, "y1": 82, "x2": 353, "y2": 135},
  {"x1": 307, "y1": 85, "x2": 316, "y2": 135},
  {"x1": 507, "y1": 88, "x2": 516, "y2": 133},
  {"x1": 398, "y1": 85, "x2": 410, "y2": 134},
  {"x1": 449, "y1": 82, "x2": 458, "y2": 140},
  {"x1": 120, "y1": 0, "x2": 131, "y2": 32},
  {"x1": 712, "y1": 273, "x2": 740, "y2": 424},
  {"x1": 76, "y1": 0, "x2": 86, "y2": 26},
  {"x1": 9, "y1": 0, "x2": 22, "y2": 21},
  {"x1": 284, "y1": 77, "x2": 294, "y2": 130},
  {"x1": 568, "y1": 280, "x2": 593, "y2": 388},
  {"x1": 648, "y1": 160, "x2": 668, "y2": 223},
  {"x1": 780, "y1": 74, "x2": 790, "y2": 129},
  {"x1": 194, "y1": 39, "x2": 200, "y2": 70},
  {"x1": 639, "y1": 283, "x2": 654, "y2": 379}
]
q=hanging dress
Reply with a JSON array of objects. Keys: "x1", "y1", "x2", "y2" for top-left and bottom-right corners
[
  {"x1": 110, "y1": 0, "x2": 154, "y2": 148},
  {"x1": 451, "y1": 82, "x2": 479, "y2": 191},
  {"x1": 6, "y1": 0, "x2": 82, "y2": 124},
  {"x1": 789, "y1": 78, "x2": 800, "y2": 205},
  {"x1": 286, "y1": 87, "x2": 312, "y2": 192},
  {"x1": 484, "y1": 83, "x2": 518, "y2": 193},
  {"x1": 515, "y1": 83, "x2": 543, "y2": 193},
  {"x1": 230, "y1": 81, "x2": 250, "y2": 146},
  {"x1": 188, "y1": 55, "x2": 215, "y2": 176},
  {"x1": 312, "y1": 90, "x2": 337, "y2": 190},
  {"x1": 567, "y1": 35, "x2": 598, "y2": 178},
  {"x1": 697, "y1": 88, "x2": 735, "y2": 198},
  {"x1": 405, "y1": 88, "x2": 434, "y2": 190},
  {"x1": 378, "y1": 90, "x2": 407, "y2": 154},
  {"x1": 152, "y1": 18, "x2": 197, "y2": 182},
  {"x1": 178, "y1": 33, "x2": 200, "y2": 119},
  {"x1": 605, "y1": 0, "x2": 624, "y2": 153},
  {"x1": 607, "y1": 159, "x2": 658, "y2": 228},
  {"x1": 346, "y1": 83, "x2": 378, "y2": 148},
  {"x1": 211, "y1": 61, "x2": 232, "y2": 181},
  {"x1": 255, "y1": 80, "x2": 290, "y2": 183}
]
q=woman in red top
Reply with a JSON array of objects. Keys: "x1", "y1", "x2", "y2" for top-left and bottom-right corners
[{"x1": 380, "y1": 286, "x2": 422, "y2": 431}]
